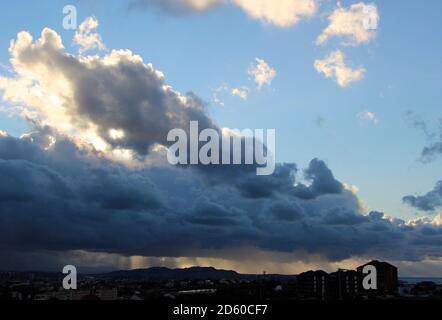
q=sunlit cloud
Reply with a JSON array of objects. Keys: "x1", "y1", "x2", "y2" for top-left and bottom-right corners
[
  {"x1": 231, "y1": 87, "x2": 249, "y2": 100},
  {"x1": 357, "y1": 110, "x2": 378, "y2": 125},
  {"x1": 314, "y1": 50, "x2": 365, "y2": 87},
  {"x1": 74, "y1": 16, "x2": 106, "y2": 53},
  {"x1": 316, "y1": 2, "x2": 379, "y2": 46},
  {"x1": 133, "y1": 0, "x2": 319, "y2": 27},
  {"x1": 232, "y1": 0, "x2": 318, "y2": 27},
  {"x1": 248, "y1": 58, "x2": 277, "y2": 89}
]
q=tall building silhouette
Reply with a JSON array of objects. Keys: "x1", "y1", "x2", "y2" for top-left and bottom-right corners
[
  {"x1": 297, "y1": 261, "x2": 398, "y2": 300},
  {"x1": 297, "y1": 270, "x2": 329, "y2": 300},
  {"x1": 329, "y1": 269, "x2": 359, "y2": 300}
]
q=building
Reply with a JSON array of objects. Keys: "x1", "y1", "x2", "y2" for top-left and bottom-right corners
[
  {"x1": 297, "y1": 270, "x2": 329, "y2": 300},
  {"x1": 297, "y1": 261, "x2": 398, "y2": 300},
  {"x1": 328, "y1": 269, "x2": 358, "y2": 300}
]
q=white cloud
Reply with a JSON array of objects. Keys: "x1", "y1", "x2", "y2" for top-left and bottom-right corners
[
  {"x1": 434, "y1": 214, "x2": 442, "y2": 226},
  {"x1": 140, "y1": 0, "x2": 224, "y2": 12},
  {"x1": 357, "y1": 110, "x2": 378, "y2": 124},
  {"x1": 136, "y1": 0, "x2": 318, "y2": 27},
  {"x1": 211, "y1": 84, "x2": 249, "y2": 105},
  {"x1": 213, "y1": 93, "x2": 225, "y2": 107},
  {"x1": 212, "y1": 84, "x2": 229, "y2": 106},
  {"x1": 179, "y1": 0, "x2": 223, "y2": 10},
  {"x1": 343, "y1": 183, "x2": 359, "y2": 194},
  {"x1": 109, "y1": 128, "x2": 125, "y2": 140},
  {"x1": 74, "y1": 17, "x2": 106, "y2": 53},
  {"x1": 231, "y1": 87, "x2": 249, "y2": 100},
  {"x1": 0, "y1": 28, "x2": 214, "y2": 159},
  {"x1": 248, "y1": 58, "x2": 276, "y2": 89},
  {"x1": 232, "y1": 0, "x2": 318, "y2": 27},
  {"x1": 314, "y1": 50, "x2": 365, "y2": 87},
  {"x1": 316, "y1": 2, "x2": 379, "y2": 46},
  {"x1": 408, "y1": 214, "x2": 442, "y2": 227}
]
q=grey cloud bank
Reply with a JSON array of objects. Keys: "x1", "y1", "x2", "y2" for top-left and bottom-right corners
[
  {"x1": 404, "y1": 181, "x2": 442, "y2": 212},
  {"x1": 1, "y1": 130, "x2": 442, "y2": 270}
]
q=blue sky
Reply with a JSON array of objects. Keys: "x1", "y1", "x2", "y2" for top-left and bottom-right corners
[{"x1": 1, "y1": 0, "x2": 441, "y2": 221}]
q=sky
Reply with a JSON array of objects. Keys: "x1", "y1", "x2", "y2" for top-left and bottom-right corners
[{"x1": 0, "y1": 0, "x2": 442, "y2": 276}]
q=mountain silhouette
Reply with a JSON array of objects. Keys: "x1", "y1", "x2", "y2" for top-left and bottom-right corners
[{"x1": 94, "y1": 266, "x2": 296, "y2": 281}]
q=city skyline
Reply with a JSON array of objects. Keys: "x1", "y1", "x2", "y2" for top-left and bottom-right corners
[{"x1": 4, "y1": 260, "x2": 442, "y2": 301}]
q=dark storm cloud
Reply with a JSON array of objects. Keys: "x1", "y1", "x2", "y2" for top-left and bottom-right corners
[
  {"x1": 419, "y1": 120, "x2": 442, "y2": 162},
  {"x1": 196, "y1": 158, "x2": 343, "y2": 200},
  {"x1": 293, "y1": 158, "x2": 343, "y2": 199},
  {"x1": 263, "y1": 201, "x2": 304, "y2": 222},
  {"x1": 403, "y1": 111, "x2": 442, "y2": 162},
  {"x1": 0, "y1": 132, "x2": 163, "y2": 212},
  {"x1": 422, "y1": 142, "x2": 442, "y2": 161},
  {"x1": 321, "y1": 208, "x2": 368, "y2": 225},
  {"x1": 184, "y1": 197, "x2": 246, "y2": 226},
  {"x1": 421, "y1": 123, "x2": 442, "y2": 161},
  {"x1": 404, "y1": 110, "x2": 435, "y2": 139},
  {"x1": 195, "y1": 161, "x2": 297, "y2": 199},
  {"x1": 403, "y1": 181, "x2": 442, "y2": 212},
  {"x1": 402, "y1": 113, "x2": 442, "y2": 217},
  {"x1": 1, "y1": 131, "x2": 441, "y2": 270}
]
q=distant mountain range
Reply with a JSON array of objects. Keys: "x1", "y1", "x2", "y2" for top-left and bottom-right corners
[{"x1": 92, "y1": 266, "x2": 297, "y2": 281}]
